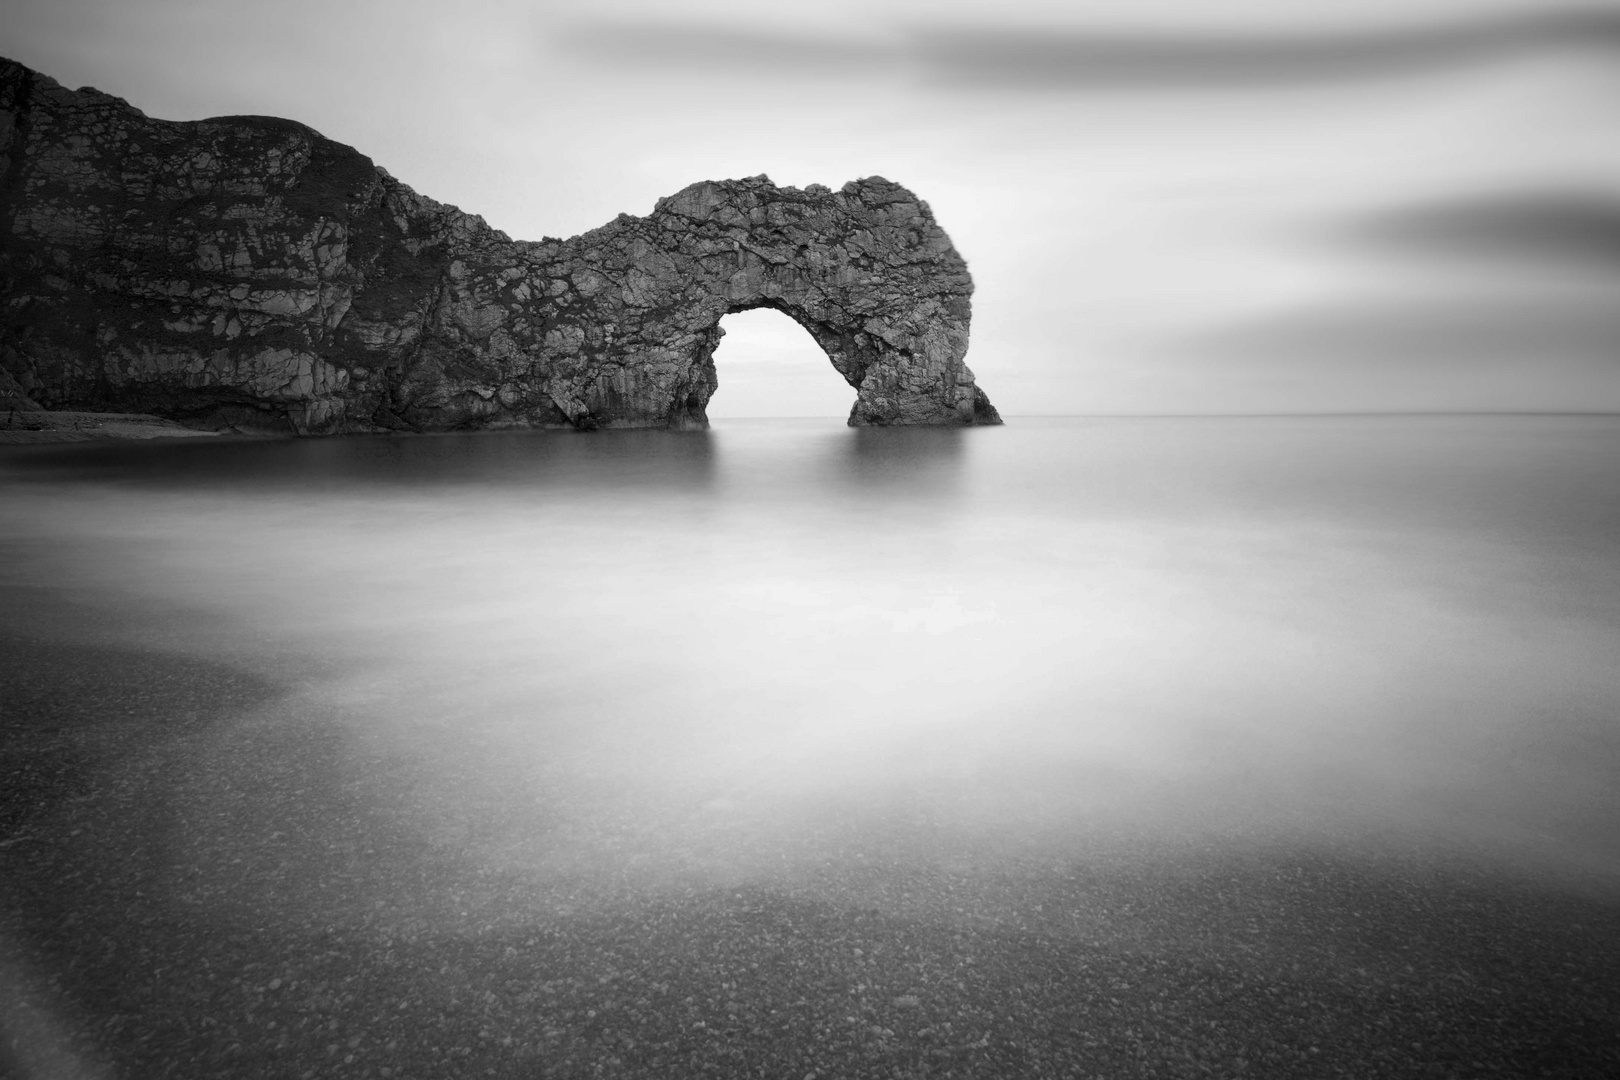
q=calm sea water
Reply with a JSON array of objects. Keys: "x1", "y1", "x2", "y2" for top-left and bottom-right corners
[{"x1": 3, "y1": 415, "x2": 1619, "y2": 913}]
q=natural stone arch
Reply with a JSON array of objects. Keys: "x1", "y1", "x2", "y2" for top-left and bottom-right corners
[
  {"x1": 641, "y1": 176, "x2": 999, "y2": 429},
  {"x1": 413, "y1": 175, "x2": 1000, "y2": 431},
  {"x1": 0, "y1": 59, "x2": 1000, "y2": 432}
]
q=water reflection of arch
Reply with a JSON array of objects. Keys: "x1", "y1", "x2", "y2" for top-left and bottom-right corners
[{"x1": 840, "y1": 425, "x2": 968, "y2": 497}]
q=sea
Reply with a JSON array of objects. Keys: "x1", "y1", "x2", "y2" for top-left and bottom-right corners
[{"x1": 2, "y1": 414, "x2": 1618, "y2": 1075}]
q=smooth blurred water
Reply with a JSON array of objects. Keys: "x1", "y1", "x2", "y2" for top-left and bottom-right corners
[{"x1": 3, "y1": 415, "x2": 1618, "y2": 918}]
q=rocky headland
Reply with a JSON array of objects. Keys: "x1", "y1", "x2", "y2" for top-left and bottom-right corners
[{"x1": 0, "y1": 58, "x2": 999, "y2": 435}]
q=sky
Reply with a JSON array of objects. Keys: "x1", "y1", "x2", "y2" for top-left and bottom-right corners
[{"x1": 2, "y1": 0, "x2": 1617, "y2": 416}]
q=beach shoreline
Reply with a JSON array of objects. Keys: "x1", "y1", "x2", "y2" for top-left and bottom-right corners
[{"x1": 0, "y1": 409, "x2": 224, "y2": 445}]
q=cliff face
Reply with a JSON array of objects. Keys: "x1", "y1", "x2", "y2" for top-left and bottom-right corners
[{"x1": 0, "y1": 58, "x2": 999, "y2": 433}]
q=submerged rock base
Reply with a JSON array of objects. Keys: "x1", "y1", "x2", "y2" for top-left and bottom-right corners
[{"x1": 0, "y1": 58, "x2": 999, "y2": 433}]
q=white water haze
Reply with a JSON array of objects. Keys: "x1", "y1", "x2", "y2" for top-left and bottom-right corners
[{"x1": 5, "y1": 418, "x2": 1617, "y2": 927}]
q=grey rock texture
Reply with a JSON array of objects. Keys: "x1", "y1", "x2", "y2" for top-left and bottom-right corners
[{"x1": 0, "y1": 58, "x2": 999, "y2": 433}]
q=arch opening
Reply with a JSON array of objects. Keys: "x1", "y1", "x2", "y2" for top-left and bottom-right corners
[{"x1": 706, "y1": 306, "x2": 858, "y2": 420}]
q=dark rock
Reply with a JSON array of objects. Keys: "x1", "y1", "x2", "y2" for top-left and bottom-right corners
[
  {"x1": 0, "y1": 365, "x2": 42, "y2": 411},
  {"x1": 0, "y1": 58, "x2": 999, "y2": 433}
]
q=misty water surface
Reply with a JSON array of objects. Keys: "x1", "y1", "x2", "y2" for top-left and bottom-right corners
[{"x1": 3, "y1": 416, "x2": 1618, "y2": 927}]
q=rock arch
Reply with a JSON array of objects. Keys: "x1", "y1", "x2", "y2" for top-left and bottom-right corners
[
  {"x1": 353, "y1": 175, "x2": 1003, "y2": 432},
  {"x1": 561, "y1": 175, "x2": 1000, "y2": 430},
  {"x1": 0, "y1": 58, "x2": 1000, "y2": 432}
]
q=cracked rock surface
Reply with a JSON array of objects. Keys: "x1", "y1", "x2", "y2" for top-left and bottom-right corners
[{"x1": 0, "y1": 58, "x2": 999, "y2": 434}]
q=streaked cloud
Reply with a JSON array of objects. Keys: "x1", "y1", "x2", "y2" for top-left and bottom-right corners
[
  {"x1": 1340, "y1": 192, "x2": 1620, "y2": 273},
  {"x1": 555, "y1": 22, "x2": 888, "y2": 74},
  {"x1": 554, "y1": 7, "x2": 1620, "y2": 88},
  {"x1": 914, "y1": 9, "x2": 1620, "y2": 88},
  {"x1": 1196, "y1": 296, "x2": 1620, "y2": 373}
]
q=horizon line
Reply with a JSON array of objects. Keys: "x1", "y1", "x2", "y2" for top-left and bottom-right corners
[{"x1": 710, "y1": 410, "x2": 1620, "y2": 420}]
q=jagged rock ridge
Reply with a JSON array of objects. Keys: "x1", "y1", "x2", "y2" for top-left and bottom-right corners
[{"x1": 0, "y1": 58, "x2": 999, "y2": 433}]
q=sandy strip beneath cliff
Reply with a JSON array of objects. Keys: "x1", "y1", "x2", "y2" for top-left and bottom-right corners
[{"x1": 0, "y1": 410, "x2": 222, "y2": 444}]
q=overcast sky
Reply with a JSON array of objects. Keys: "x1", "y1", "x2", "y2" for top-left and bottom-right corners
[{"x1": 3, "y1": 0, "x2": 1617, "y2": 415}]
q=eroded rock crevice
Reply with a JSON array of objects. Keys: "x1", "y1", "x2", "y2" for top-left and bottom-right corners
[{"x1": 0, "y1": 58, "x2": 999, "y2": 433}]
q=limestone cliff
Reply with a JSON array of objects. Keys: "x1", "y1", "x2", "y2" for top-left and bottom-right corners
[{"x1": 0, "y1": 58, "x2": 999, "y2": 433}]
